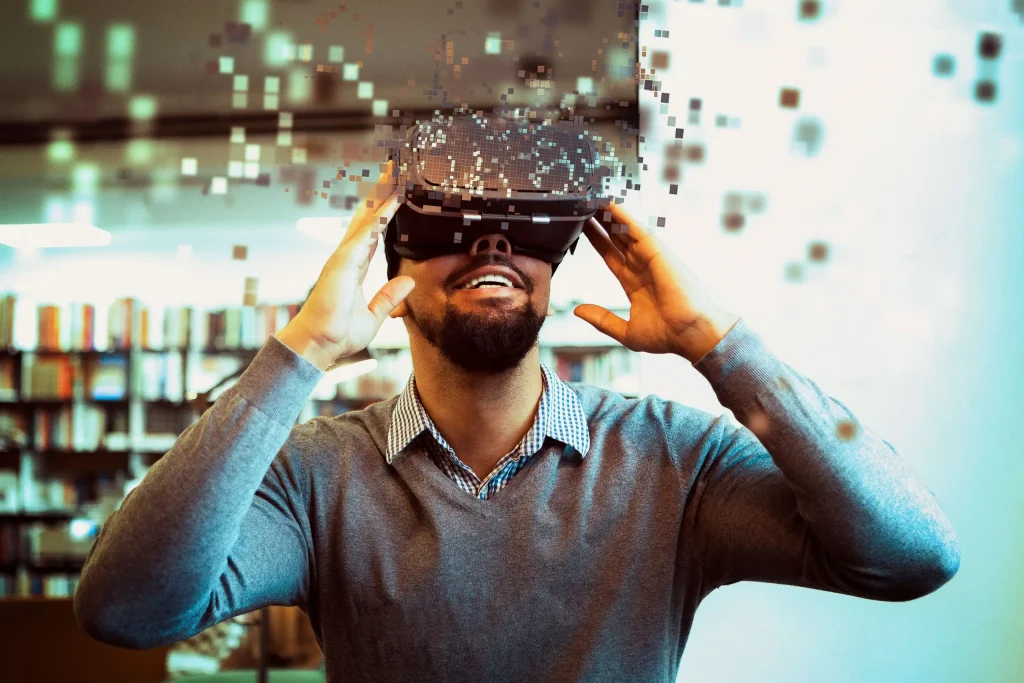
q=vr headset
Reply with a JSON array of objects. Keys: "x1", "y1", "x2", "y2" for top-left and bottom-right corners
[{"x1": 382, "y1": 113, "x2": 612, "y2": 280}]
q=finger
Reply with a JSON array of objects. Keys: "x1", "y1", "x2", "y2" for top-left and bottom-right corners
[
  {"x1": 607, "y1": 200, "x2": 648, "y2": 239},
  {"x1": 342, "y1": 193, "x2": 400, "y2": 256},
  {"x1": 593, "y1": 204, "x2": 635, "y2": 253},
  {"x1": 574, "y1": 303, "x2": 628, "y2": 345},
  {"x1": 343, "y1": 195, "x2": 398, "y2": 283},
  {"x1": 367, "y1": 276, "x2": 416, "y2": 329},
  {"x1": 367, "y1": 233, "x2": 379, "y2": 261},
  {"x1": 354, "y1": 232, "x2": 379, "y2": 283},
  {"x1": 342, "y1": 160, "x2": 397, "y2": 243},
  {"x1": 583, "y1": 218, "x2": 627, "y2": 278}
]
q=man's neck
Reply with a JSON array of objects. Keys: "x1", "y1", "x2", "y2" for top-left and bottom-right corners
[{"x1": 409, "y1": 341, "x2": 544, "y2": 482}]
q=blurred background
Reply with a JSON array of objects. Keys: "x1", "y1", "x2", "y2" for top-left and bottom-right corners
[{"x1": 0, "y1": 0, "x2": 1021, "y2": 682}]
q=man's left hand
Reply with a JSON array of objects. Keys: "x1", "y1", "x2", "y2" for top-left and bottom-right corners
[{"x1": 573, "y1": 202, "x2": 741, "y2": 364}]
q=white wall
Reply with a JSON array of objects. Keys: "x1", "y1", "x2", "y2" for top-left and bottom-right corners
[{"x1": 632, "y1": 2, "x2": 1023, "y2": 682}]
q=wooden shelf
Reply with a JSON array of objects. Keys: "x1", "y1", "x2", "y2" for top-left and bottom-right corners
[
  {"x1": 9, "y1": 398, "x2": 129, "y2": 408},
  {"x1": 0, "y1": 510, "x2": 75, "y2": 524},
  {"x1": 36, "y1": 450, "x2": 130, "y2": 473},
  {"x1": 197, "y1": 347, "x2": 261, "y2": 355},
  {"x1": 142, "y1": 398, "x2": 189, "y2": 408},
  {"x1": 0, "y1": 450, "x2": 20, "y2": 469},
  {"x1": 0, "y1": 557, "x2": 86, "y2": 573},
  {"x1": 313, "y1": 396, "x2": 390, "y2": 404},
  {"x1": 0, "y1": 346, "x2": 262, "y2": 355},
  {"x1": 27, "y1": 349, "x2": 130, "y2": 357}
]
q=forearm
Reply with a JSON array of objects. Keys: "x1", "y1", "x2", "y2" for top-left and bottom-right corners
[
  {"x1": 693, "y1": 319, "x2": 960, "y2": 597},
  {"x1": 74, "y1": 335, "x2": 324, "y2": 640}
]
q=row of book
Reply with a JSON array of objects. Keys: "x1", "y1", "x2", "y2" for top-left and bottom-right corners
[
  {"x1": 0, "y1": 478, "x2": 85, "y2": 514},
  {"x1": 33, "y1": 405, "x2": 116, "y2": 452},
  {"x1": 134, "y1": 352, "x2": 184, "y2": 402},
  {"x1": 24, "y1": 356, "x2": 74, "y2": 400},
  {"x1": 0, "y1": 520, "x2": 88, "y2": 598},
  {"x1": 8, "y1": 348, "x2": 247, "y2": 404},
  {"x1": 0, "y1": 294, "x2": 304, "y2": 352},
  {"x1": 10, "y1": 347, "x2": 639, "y2": 407},
  {"x1": 36, "y1": 299, "x2": 145, "y2": 351},
  {"x1": 20, "y1": 355, "x2": 130, "y2": 401},
  {"x1": 0, "y1": 467, "x2": 125, "y2": 515},
  {"x1": 206, "y1": 304, "x2": 300, "y2": 350},
  {"x1": 0, "y1": 573, "x2": 80, "y2": 598},
  {"x1": 542, "y1": 347, "x2": 641, "y2": 395}
]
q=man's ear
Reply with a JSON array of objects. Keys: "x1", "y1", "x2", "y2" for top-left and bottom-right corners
[
  {"x1": 546, "y1": 304, "x2": 556, "y2": 317},
  {"x1": 389, "y1": 299, "x2": 410, "y2": 319}
]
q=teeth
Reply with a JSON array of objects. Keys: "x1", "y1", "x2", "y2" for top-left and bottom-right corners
[{"x1": 460, "y1": 274, "x2": 515, "y2": 289}]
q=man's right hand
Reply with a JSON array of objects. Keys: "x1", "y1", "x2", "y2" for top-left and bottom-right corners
[{"x1": 276, "y1": 160, "x2": 415, "y2": 371}]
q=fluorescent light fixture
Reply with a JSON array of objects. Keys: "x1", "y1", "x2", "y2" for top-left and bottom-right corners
[
  {"x1": 0, "y1": 223, "x2": 111, "y2": 248},
  {"x1": 297, "y1": 216, "x2": 351, "y2": 244},
  {"x1": 70, "y1": 518, "x2": 98, "y2": 540}
]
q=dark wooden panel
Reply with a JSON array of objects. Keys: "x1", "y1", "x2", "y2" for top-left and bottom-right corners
[
  {"x1": 40, "y1": 451, "x2": 130, "y2": 473},
  {"x1": 0, "y1": 597, "x2": 169, "y2": 683}
]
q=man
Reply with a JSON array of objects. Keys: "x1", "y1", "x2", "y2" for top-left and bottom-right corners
[{"x1": 74, "y1": 162, "x2": 960, "y2": 682}]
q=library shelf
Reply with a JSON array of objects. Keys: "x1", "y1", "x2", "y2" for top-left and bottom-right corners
[
  {"x1": 26, "y1": 349, "x2": 131, "y2": 357},
  {"x1": 36, "y1": 450, "x2": 132, "y2": 472},
  {"x1": 197, "y1": 347, "x2": 262, "y2": 356},
  {"x1": 142, "y1": 398, "x2": 189, "y2": 408},
  {"x1": 0, "y1": 347, "x2": 263, "y2": 355},
  {"x1": 0, "y1": 510, "x2": 75, "y2": 524},
  {"x1": 10, "y1": 399, "x2": 131, "y2": 408},
  {"x1": 0, "y1": 557, "x2": 86, "y2": 574},
  {"x1": 0, "y1": 449, "x2": 19, "y2": 469}
]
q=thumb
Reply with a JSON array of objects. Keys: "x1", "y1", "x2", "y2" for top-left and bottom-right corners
[
  {"x1": 574, "y1": 304, "x2": 628, "y2": 344},
  {"x1": 367, "y1": 276, "x2": 415, "y2": 328}
]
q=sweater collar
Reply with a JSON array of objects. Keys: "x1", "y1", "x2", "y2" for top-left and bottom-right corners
[{"x1": 385, "y1": 362, "x2": 590, "y2": 464}]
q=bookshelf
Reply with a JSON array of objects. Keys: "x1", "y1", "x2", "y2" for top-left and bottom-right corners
[{"x1": 0, "y1": 294, "x2": 639, "y2": 599}]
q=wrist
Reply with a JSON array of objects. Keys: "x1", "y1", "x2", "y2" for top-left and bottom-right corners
[
  {"x1": 274, "y1": 320, "x2": 337, "y2": 372},
  {"x1": 676, "y1": 310, "x2": 740, "y2": 364}
]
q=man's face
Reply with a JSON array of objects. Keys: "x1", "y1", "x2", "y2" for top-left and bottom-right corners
[{"x1": 390, "y1": 234, "x2": 552, "y2": 374}]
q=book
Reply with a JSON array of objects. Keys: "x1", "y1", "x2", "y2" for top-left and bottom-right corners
[
  {"x1": 37, "y1": 305, "x2": 61, "y2": 351},
  {"x1": 0, "y1": 358, "x2": 16, "y2": 402},
  {"x1": 0, "y1": 295, "x2": 15, "y2": 349},
  {"x1": 108, "y1": 298, "x2": 148, "y2": 350},
  {"x1": 68, "y1": 303, "x2": 96, "y2": 351},
  {"x1": 89, "y1": 356, "x2": 128, "y2": 400},
  {"x1": 25, "y1": 356, "x2": 74, "y2": 400},
  {"x1": 162, "y1": 306, "x2": 194, "y2": 349}
]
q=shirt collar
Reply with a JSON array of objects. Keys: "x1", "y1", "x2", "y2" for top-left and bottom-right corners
[{"x1": 385, "y1": 362, "x2": 590, "y2": 464}]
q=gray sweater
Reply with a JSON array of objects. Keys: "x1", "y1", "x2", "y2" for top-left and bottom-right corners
[{"x1": 73, "y1": 319, "x2": 960, "y2": 683}]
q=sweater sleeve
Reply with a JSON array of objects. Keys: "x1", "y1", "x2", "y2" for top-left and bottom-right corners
[
  {"x1": 73, "y1": 334, "x2": 325, "y2": 649},
  {"x1": 680, "y1": 318, "x2": 960, "y2": 602}
]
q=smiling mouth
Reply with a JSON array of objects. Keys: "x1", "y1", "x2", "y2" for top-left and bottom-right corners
[{"x1": 454, "y1": 274, "x2": 524, "y2": 292}]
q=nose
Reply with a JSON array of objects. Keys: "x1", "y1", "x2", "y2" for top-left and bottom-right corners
[{"x1": 468, "y1": 233, "x2": 512, "y2": 258}]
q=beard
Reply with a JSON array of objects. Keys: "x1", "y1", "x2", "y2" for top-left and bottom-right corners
[{"x1": 406, "y1": 294, "x2": 547, "y2": 374}]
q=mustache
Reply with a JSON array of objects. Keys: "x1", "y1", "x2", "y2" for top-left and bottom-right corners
[{"x1": 450, "y1": 254, "x2": 532, "y2": 291}]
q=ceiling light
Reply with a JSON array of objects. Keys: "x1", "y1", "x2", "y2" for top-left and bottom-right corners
[{"x1": 0, "y1": 223, "x2": 111, "y2": 249}]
